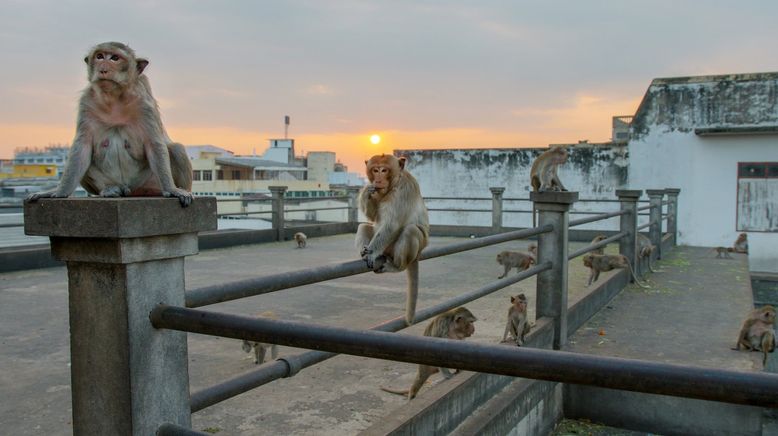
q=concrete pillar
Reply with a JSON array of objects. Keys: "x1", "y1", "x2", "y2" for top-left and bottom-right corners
[
  {"x1": 646, "y1": 189, "x2": 664, "y2": 260},
  {"x1": 23, "y1": 197, "x2": 217, "y2": 436},
  {"x1": 346, "y1": 186, "x2": 361, "y2": 227},
  {"x1": 531, "y1": 191, "x2": 578, "y2": 350},
  {"x1": 664, "y1": 188, "x2": 681, "y2": 246},
  {"x1": 269, "y1": 186, "x2": 287, "y2": 242},
  {"x1": 490, "y1": 187, "x2": 505, "y2": 234},
  {"x1": 616, "y1": 190, "x2": 641, "y2": 282}
]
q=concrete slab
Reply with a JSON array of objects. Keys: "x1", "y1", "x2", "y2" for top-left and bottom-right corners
[{"x1": 0, "y1": 235, "x2": 761, "y2": 435}]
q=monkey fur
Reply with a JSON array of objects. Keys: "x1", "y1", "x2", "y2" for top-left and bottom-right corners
[
  {"x1": 733, "y1": 305, "x2": 776, "y2": 366},
  {"x1": 356, "y1": 154, "x2": 429, "y2": 325},
  {"x1": 502, "y1": 294, "x2": 531, "y2": 346},
  {"x1": 733, "y1": 233, "x2": 749, "y2": 254},
  {"x1": 27, "y1": 42, "x2": 192, "y2": 206},
  {"x1": 241, "y1": 311, "x2": 279, "y2": 364},
  {"x1": 380, "y1": 307, "x2": 476, "y2": 399},
  {"x1": 294, "y1": 232, "x2": 307, "y2": 248},
  {"x1": 530, "y1": 146, "x2": 568, "y2": 192},
  {"x1": 496, "y1": 251, "x2": 535, "y2": 279},
  {"x1": 583, "y1": 253, "x2": 648, "y2": 288},
  {"x1": 637, "y1": 234, "x2": 661, "y2": 273}
]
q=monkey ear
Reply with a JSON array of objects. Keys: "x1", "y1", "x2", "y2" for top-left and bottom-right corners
[
  {"x1": 136, "y1": 58, "x2": 149, "y2": 75},
  {"x1": 398, "y1": 156, "x2": 407, "y2": 170},
  {"x1": 84, "y1": 56, "x2": 89, "y2": 64},
  {"x1": 510, "y1": 296, "x2": 516, "y2": 303},
  {"x1": 364, "y1": 160, "x2": 369, "y2": 166}
]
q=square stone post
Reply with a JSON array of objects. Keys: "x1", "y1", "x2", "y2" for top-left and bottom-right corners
[
  {"x1": 664, "y1": 188, "x2": 681, "y2": 246},
  {"x1": 616, "y1": 190, "x2": 641, "y2": 281},
  {"x1": 269, "y1": 186, "x2": 287, "y2": 242},
  {"x1": 24, "y1": 198, "x2": 217, "y2": 436},
  {"x1": 347, "y1": 186, "x2": 361, "y2": 228},
  {"x1": 531, "y1": 191, "x2": 578, "y2": 349},
  {"x1": 646, "y1": 189, "x2": 665, "y2": 260},
  {"x1": 490, "y1": 187, "x2": 505, "y2": 234}
]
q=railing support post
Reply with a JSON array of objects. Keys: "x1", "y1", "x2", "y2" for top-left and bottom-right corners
[
  {"x1": 664, "y1": 188, "x2": 681, "y2": 246},
  {"x1": 347, "y1": 186, "x2": 361, "y2": 229},
  {"x1": 646, "y1": 189, "x2": 665, "y2": 260},
  {"x1": 616, "y1": 190, "x2": 641, "y2": 282},
  {"x1": 23, "y1": 198, "x2": 217, "y2": 435},
  {"x1": 531, "y1": 191, "x2": 578, "y2": 349},
  {"x1": 269, "y1": 186, "x2": 287, "y2": 242},
  {"x1": 490, "y1": 187, "x2": 505, "y2": 234}
]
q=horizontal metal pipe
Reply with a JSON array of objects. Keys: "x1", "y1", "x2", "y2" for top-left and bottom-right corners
[
  {"x1": 157, "y1": 423, "x2": 210, "y2": 436},
  {"x1": 567, "y1": 231, "x2": 627, "y2": 260},
  {"x1": 187, "y1": 262, "x2": 550, "y2": 411},
  {"x1": 214, "y1": 198, "x2": 272, "y2": 203},
  {"x1": 152, "y1": 305, "x2": 778, "y2": 409},
  {"x1": 283, "y1": 207, "x2": 348, "y2": 213},
  {"x1": 568, "y1": 210, "x2": 625, "y2": 228},
  {"x1": 426, "y1": 208, "x2": 491, "y2": 213},
  {"x1": 636, "y1": 204, "x2": 653, "y2": 211},
  {"x1": 186, "y1": 225, "x2": 553, "y2": 307},
  {"x1": 502, "y1": 209, "x2": 533, "y2": 214},
  {"x1": 424, "y1": 197, "x2": 490, "y2": 201},
  {"x1": 217, "y1": 211, "x2": 272, "y2": 217},
  {"x1": 637, "y1": 221, "x2": 653, "y2": 231},
  {"x1": 0, "y1": 223, "x2": 23, "y2": 228}
]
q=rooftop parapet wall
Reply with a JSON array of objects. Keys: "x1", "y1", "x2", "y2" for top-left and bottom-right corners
[{"x1": 631, "y1": 72, "x2": 778, "y2": 139}]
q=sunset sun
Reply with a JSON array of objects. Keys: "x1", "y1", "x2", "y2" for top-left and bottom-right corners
[{"x1": 370, "y1": 134, "x2": 381, "y2": 145}]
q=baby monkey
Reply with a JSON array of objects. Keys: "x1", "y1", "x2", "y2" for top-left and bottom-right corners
[
  {"x1": 380, "y1": 307, "x2": 476, "y2": 400},
  {"x1": 293, "y1": 232, "x2": 307, "y2": 248},
  {"x1": 710, "y1": 246, "x2": 734, "y2": 259},
  {"x1": 496, "y1": 251, "x2": 535, "y2": 279},
  {"x1": 241, "y1": 311, "x2": 279, "y2": 364},
  {"x1": 502, "y1": 294, "x2": 532, "y2": 346},
  {"x1": 583, "y1": 253, "x2": 648, "y2": 289},
  {"x1": 732, "y1": 305, "x2": 776, "y2": 366}
]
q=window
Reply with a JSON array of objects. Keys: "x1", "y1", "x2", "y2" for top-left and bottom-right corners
[
  {"x1": 232, "y1": 170, "x2": 241, "y2": 180},
  {"x1": 737, "y1": 162, "x2": 778, "y2": 232},
  {"x1": 192, "y1": 170, "x2": 201, "y2": 181},
  {"x1": 216, "y1": 170, "x2": 224, "y2": 180},
  {"x1": 202, "y1": 171, "x2": 212, "y2": 181}
]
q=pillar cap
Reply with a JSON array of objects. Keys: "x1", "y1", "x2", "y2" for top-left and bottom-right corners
[
  {"x1": 489, "y1": 187, "x2": 506, "y2": 194},
  {"x1": 615, "y1": 189, "x2": 642, "y2": 199},
  {"x1": 664, "y1": 188, "x2": 681, "y2": 194},
  {"x1": 268, "y1": 186, "x2": 288, "y2": 193},
  {"x1": 530, "y1": 191, "x2": 578, "y2": 205},
  {"x1": 645, "y1": 189, "x2": 665, "y2": 197},
  {"x1": 24, "y1": 197, "x2": 216, "y2": 239}
]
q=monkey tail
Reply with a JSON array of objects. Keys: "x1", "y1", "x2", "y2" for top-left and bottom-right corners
[
  {"x1": 405, "y1": 260, "x2": 419, "y2": 325},
  {"x1": 380, "y1": 386, "x2": 410, "y2": 396},
  {"x1": 627, "y1": 263, "x2": 649, "y2": 288}
]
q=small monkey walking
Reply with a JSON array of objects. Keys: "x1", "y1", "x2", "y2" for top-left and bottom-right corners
[
  {"x1": 502, "y1": 294, "x2": 532, "y2": 346},
  {"x1": 583, "y1": 253, "x2": 648, "y2": 289},
  {"x1": 496, "y1": 251, "x2": 535, "y2": 279},
  {"x1": 241, "y1": 311, "x2": 279, "y2": 364},
  {"x1": 380, "y1": 307, "x2": 476, "y2": 400},
  {"x1": 27, "y1": 42, "x2": 192, "y2": 206},
  {"x1": 294, "y1": 232, "x2": 307, "y2": 248},
  {"x1": 732, "y1": 305, "x2": 776, "y2": 366}
]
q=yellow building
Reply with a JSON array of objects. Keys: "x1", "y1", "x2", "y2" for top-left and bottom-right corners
[{"x1": 0, "y1": 164, "x2": 58, "y2": 179}]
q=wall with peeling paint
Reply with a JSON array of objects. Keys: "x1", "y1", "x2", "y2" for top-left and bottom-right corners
[
  {"x1": 398, "y1": 145, "x2": 631, "y2": 231},
  {"x1": 628, "y1": 73, "x2": 778, "y2": 273}
]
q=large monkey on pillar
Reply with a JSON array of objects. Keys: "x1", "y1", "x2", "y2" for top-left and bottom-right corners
[
  {"x1": 27, "y1": 42, "x2": 192, "y2": 206},
  {"x1": 356, "y1": 154, "x2": 429, "y2": 325}
]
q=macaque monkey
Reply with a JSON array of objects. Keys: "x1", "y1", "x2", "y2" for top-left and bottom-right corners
[
  {"x1": 496, "y1": 251, "x2": 535, "y2": 279},
  {"x1": 502, "y1": 294, "x2": 531, "y2": 346},
  {"x1": 710, "y1": 246, "x2": 734, "y2": 259},
  {"x1": 26, "y1": 42, "x2": 192, "y2": 206},
  {"x1": 732, "y1": 305, "x2": 776, "y2": 366},
  {"x1": 527, "y1": 243, "x2": 538, "y2": 260},
  {"x1": 590, "y1": 234, "x2": 608, "y2": 255},
  {"x1": 241, "y1": 311, "x2": 279, "y2": 364},
  {"x1": 294, "y1": 232, "x2": 307, "y2": 248},
  {"x1": 637, "y1": 234, "x2": 661, "y2": 272},
  {"x1": 583, "y1": 253, "x2": 648, "y2": 289},
  {"x1": 733, "y1": 233, "x2": 749, "y2": 254},
  {"x1": 356, "y1": 154, "x2": 429, "y2": 325},
  {"x1": 530, "y1": 146, "x2": 568, "y2": 192},
  {"x1": 380, "y1": 307, "x2": 476, "y2": 400}
]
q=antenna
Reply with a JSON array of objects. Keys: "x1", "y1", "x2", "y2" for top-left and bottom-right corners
[{"x1": 284, "y1": 115, "x2": 290, "y2": 139}]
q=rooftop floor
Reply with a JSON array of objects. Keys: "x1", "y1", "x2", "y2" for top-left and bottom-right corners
[{"x1": 0, "y1": 234, "x2": 762, "y2": 435}]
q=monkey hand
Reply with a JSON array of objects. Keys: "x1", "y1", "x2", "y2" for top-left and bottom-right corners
[
  {"x1": 360, "y1": 246, "x2": 372, "y2": 258},
  {"x1": 26, "y1": 189, "x2": 70, "y2": 202},
  {"x1": 163, "y1": 187, "x2": 193, "y2": 207}
]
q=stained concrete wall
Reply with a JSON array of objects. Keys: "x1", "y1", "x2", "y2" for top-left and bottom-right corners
[
  {"x1": 399, "y1": 145, "x2": 629, "y2": 231},
  {"x1": 628, "y1": 73, "x2": 778, "y2": 273}
]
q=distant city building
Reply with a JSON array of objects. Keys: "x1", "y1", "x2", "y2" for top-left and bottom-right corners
[{"x1": 12, "y1": 145, "x2": 69, "y2": 178}]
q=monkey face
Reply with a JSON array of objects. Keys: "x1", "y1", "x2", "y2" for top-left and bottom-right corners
[
  {"x1": 85, "y1": 42, "x2": 146, "y2": 88},
  {"x1": 511, "y1": 295, "x2": 528, "y2": 310},
  {"x1": 496, "y1": 253, "x2": 504, "y2": 264},
  {"x1": 365, "y1": 155, "x2": 402, "y2": 193},
  {"x1": 582, "y1": 254, "x2": 593, "y2": 268},
  {"x1": 761, "y1": 307, "x2": 776, "y2": 324}
]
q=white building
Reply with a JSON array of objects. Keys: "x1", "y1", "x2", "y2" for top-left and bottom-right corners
[
  {"x1": 627, "y1": 72, "x2": 778, "y2": 273},
  {"x1": 399, "y1": 71, "x2": 778, "y2": 274}
]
